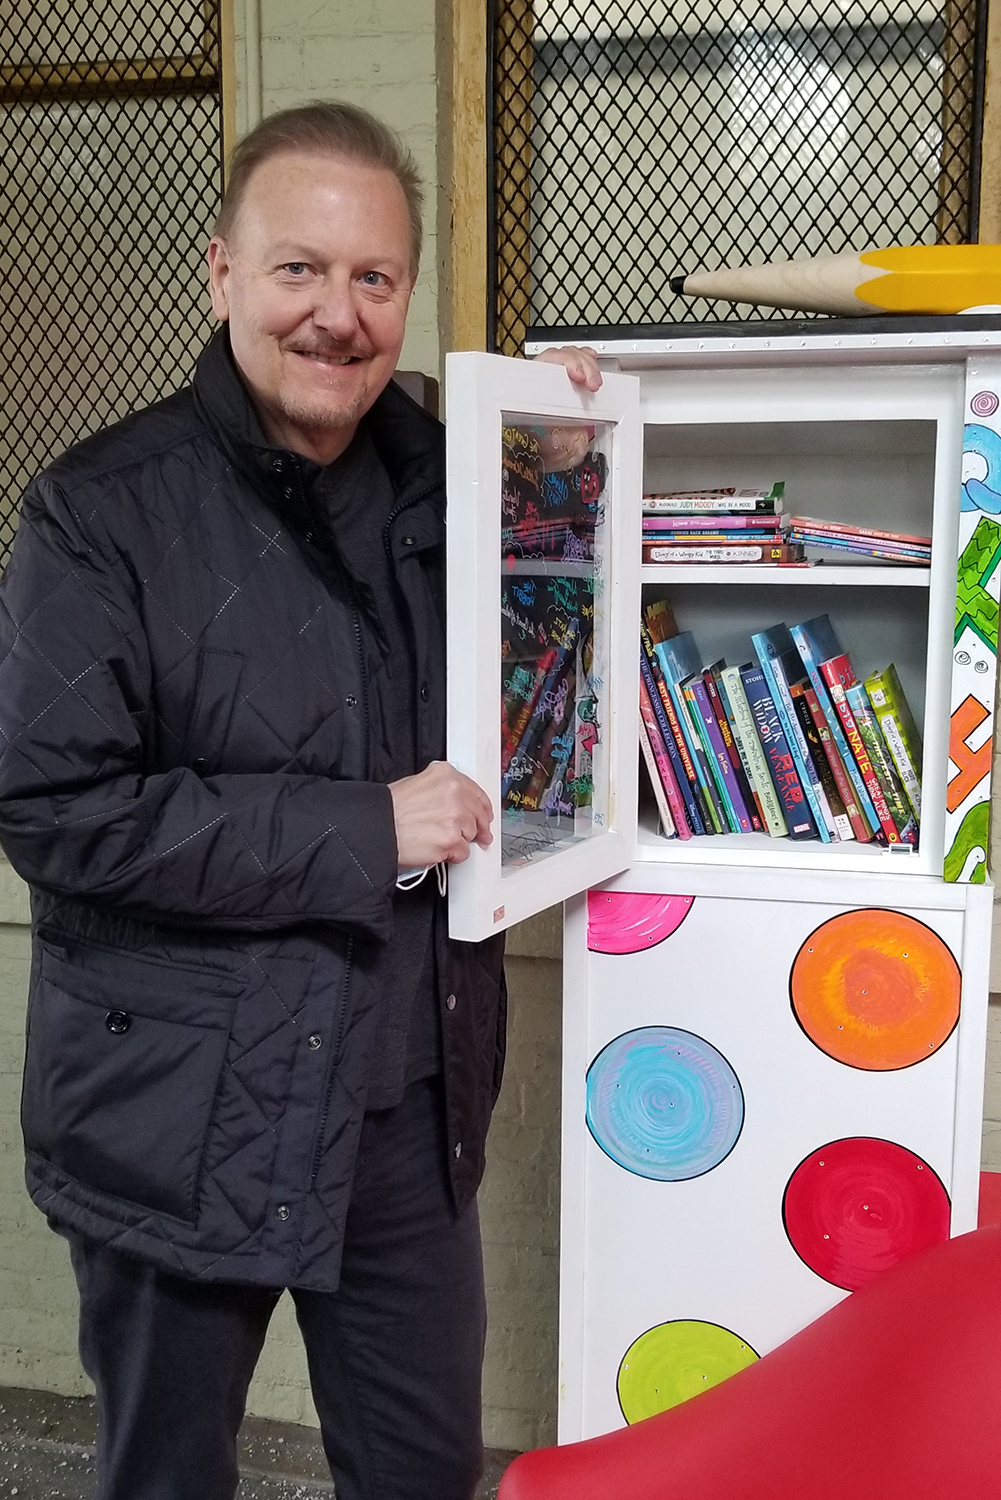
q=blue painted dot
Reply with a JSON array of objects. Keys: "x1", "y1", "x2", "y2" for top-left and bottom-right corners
[{"x1": 585, "y1": 1027, "x2": 744, "y2": 1181}]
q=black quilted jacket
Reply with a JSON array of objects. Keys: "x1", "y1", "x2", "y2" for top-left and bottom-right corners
[{"x1": 0, "y1": 332, "x2": 505, "y2": 1290}]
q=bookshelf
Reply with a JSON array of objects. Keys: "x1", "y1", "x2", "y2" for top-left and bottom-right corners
[{"x1": 510, "y1": 319, "x2": 1000, "y2": 1445}]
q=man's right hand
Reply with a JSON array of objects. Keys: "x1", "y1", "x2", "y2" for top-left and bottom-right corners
[{"x1": 388, "y1": 761, "x2": 494, "y2": 868}]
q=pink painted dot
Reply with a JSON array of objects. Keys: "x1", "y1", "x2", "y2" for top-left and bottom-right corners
[{"x1": 587, "y1": 891, "x2": 695, "y2": 954}]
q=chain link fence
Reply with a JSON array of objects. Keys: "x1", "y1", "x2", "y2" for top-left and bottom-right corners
[
  {"x1": 0, "y1": 0, "x2": 224, "y2": 560},
  {"x1": 491, "y1": 0, "x2": 986, "y2": 350}
]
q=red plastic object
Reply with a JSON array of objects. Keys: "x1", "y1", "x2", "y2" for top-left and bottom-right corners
[
  {"x1": 979, "y1": 1169, "x2": 1001, "y2": 1228},
  {"x1": 498, "y1": 1226, "x2": 1001, "y2": 1500}
]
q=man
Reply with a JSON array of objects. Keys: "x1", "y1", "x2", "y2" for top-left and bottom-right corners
[{"x1": 0, "y1": 102, "x2": 598, "y2": 1499}]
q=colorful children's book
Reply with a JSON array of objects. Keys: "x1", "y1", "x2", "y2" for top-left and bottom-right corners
[
  {"x1": 863, "y1": 664, "x2": 923, "y2": 819},
  {"x1": 638, "y1": 688, "x2": 679, "y2": 838},
  {"x1": 684, "y1": 674, "x2": 754, "y2": 832},
  {"x1": 739, "y1": 663, "x2": 818, "y2": 839},
  {"x1": 751, "y1": 625, "x2": 833, "y2": 843},
  {"x1": 789, "y1": 615, "x2": 880, "y2": 836},
  {"x1": 802, "y1": 683, "x2": 873, "y2": 843},
  {"x1": 720, "y1": 665, "x2": 788, "y2": 836},
  {"x1": 705, "y1": 666, "x2": 763, "y2": 832},
  {"x1": 643, "y1": 542, "x2": 805, "y2": 564},
  {"x1": 818, "y1": 656, "x2": 903, "y2": 845},
  {"x1": 845, "y1": 682, "x2": 918, "y2": 844},
  {"x1": 653, "y1": 632, "x2": 728, "y2": 834},
  {"x1": 640, "y1": 626, "x2": 706, "y2": 835},
  {"x1": 643, "y1": 483, "x2": 785, "y2": 514},
  {"x1": 790, "y1": 683, "x2": 853, "y2": 841}
]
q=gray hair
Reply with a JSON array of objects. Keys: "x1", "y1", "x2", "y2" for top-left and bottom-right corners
[{"x1": 215, "y1": 101, "x2": 423, "y2": 272}]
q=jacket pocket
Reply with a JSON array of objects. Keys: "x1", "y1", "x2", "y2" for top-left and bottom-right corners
[
  {"x1": 182, "y1": 648, "x2": 245, "y2": 775},
  {"x1": 22, "y1": 937, "x2": 244, "y2": 1223}
]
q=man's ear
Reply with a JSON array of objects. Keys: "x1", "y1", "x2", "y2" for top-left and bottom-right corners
[{"x1": 207, "y1": 237, "x2": 231, "y2": 322}]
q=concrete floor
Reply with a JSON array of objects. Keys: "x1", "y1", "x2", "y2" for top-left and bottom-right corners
[{"x1": 0, "y1": 1388, "x2": 518, "y2": 1499}]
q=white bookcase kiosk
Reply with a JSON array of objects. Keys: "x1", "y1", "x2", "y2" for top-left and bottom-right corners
[{"x1": 445, "y1": 319, "x2": 1001, "y2": 1444}]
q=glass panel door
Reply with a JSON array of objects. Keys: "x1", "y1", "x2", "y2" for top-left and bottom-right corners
[{"x1": 447, "y1": 353, "x2": 641, "y2": 941}]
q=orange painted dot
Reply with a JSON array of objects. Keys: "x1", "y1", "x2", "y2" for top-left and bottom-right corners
[{"x1": 790, "y1": 909, "x2": 960, "y2": 1071}]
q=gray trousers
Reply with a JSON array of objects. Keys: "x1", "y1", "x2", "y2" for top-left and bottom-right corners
[{"x1": 65, "y1": 1076, "x2": 487, "y2": 1500}]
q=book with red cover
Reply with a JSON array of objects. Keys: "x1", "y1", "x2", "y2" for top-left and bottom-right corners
[
  {"x1": 638, "y1": 678, "x2": 687, "y2": 837},
  {"x1": 818, "y1": 654, "x2": 899, "y2": 844},
  {"x1": 642, "y1": 514, "x2": 785, "y2": 532},
  {"x1": 788, "y1": 515, "x2": 931, "y2": 548},
  {"x1": 802, "y1": 683, "x2": 873, "y2": 843},
  {"x1": 790, "y1": 683, "x2": 852, "y2": 841}
]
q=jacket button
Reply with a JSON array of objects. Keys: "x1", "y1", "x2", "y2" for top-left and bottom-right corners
[
  {"x1": 420, "y1": 683, "x2": 429, "y2": 702},
  {"x1": 454, "y1": 1142, "x2": 462, "y2": 1159},
  {"x1": 105, "y1": 1010, "x2": 130, "y2": 1034},
  {"x1": 445, "y1": 993, "x2": 456, "y2": 1011},
  {"x1": 303, "y1": 529, "x2": 316, "y2": 543},
  {"x1": 402, "y1": 535, "x2": 415, "y2": 546},
  {"x1": 345, "y1": 694, "x2": 357, "y2": 707},
  {"x1": 282, "y1": 486, "x2": 295, "y2": 500},
  {"x1": 308, "y1": 1034, "x2": 322, "y2": 1050},
  {"x1": 193, "y1": 757, "x2": 208, "y2": 773},
  {"x1": 272, "y1": 457, "x2": 286, "y2": 473},
  {"x1": 276, "y1": 1205, "x2": 290, "y2": 1221}
]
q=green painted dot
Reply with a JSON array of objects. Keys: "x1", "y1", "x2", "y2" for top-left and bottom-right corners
[{"x1": 617, "y1": 1320, "x2": 759, "y2": 1423}]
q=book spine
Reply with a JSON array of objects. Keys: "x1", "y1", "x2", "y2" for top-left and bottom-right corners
[
  {"x1": 683, "y1": 680, "x2": 738, "y2": 831},
  {"x1": 788, "y1": 515, "x2": 931, "y2": 547},
  {"x1": 740, "y1": 666, "x2": 817, "y2": 838},
  {"x1": 864, "y1": 666, "x2": 922, "y2": 819},
  {"x1": 721, "y1": 666, "x2": 788, "y2": 836},
  {"x1": 791, "y1": 686, "x2": 853, "y2": 841},
  {"x1": 651, "y1": 642, "x2": 725, "y2": 834},
  {"x1": 789, "y1": 533, "x2": 929, "y2": 562},
  {"x1": 690, "y1": 676, "x2": 754, "y2": 832},
  {"x1": 642, "y1": 514, "x2": 786, "y2": 532},
  {"x1": 819, "y1": 658, "x2": 900, "y2": 844},
  {"x1": 643, "y1": 543, "x2": 803, "y2": 563},
  {"x1": 751, "y1": 634, "x2": 832, "y2": 843},
  {"x1": 789, "y1": 622, "x2": 881, "y2": 836},
  {"x1": 705, "y1": 670, "x2": 762, "y2": 831},
  {"x1": 845, "y1": 684, "x2": 919, "y2": 844},
  {"x1": 638, "y1": 654, "x2": 693, "y2": 838},
  {"x1": 639, "y1": 628, "x2": 706, "y2": 834},
  {"x1": 502, "y1": 647, "x2": 557, "y2": 769},
  {"x1": 637, "y1": 695, "x2": 679, "y2": 838},
  {"x1": 803, "y1": 684, "x2": 873, "y2": 843}
]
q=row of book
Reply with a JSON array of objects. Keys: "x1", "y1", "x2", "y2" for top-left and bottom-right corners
[
  {"x1": 639, "y1": 601, "x2": 923, "y2": 845},
  {"x1": 642, "y1": 484, "x2": 804, "y2": 565},
  {"x1": 786, "y1": 515, "x2": 931, "y2": 564},
  {"x1": 641, "y1": 485, "x2": 931, "y2": 567}
]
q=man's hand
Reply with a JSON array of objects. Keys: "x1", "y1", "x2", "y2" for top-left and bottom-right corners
[
  {"x1": 389, "y1": 761, "x2": 494, "y2": 868},
  {"x1": 532, "y1": 344, "x2": 603, "y2": 392}
]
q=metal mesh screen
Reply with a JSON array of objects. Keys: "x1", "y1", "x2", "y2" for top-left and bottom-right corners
[
  {"x1": 491, "y1": 0, "x2": 986, "y2": 350},
  {"x1": 0, "y1": 0, "x2": 223, "y2": 559}
]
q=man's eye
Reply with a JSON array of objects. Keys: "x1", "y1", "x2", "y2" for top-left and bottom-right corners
[
  {"x1": 361, "y1": 271, "x2": 386, "y2": 287},
  {"x1": 284, "y1": 262, "x2": 307, "y2": 276}
]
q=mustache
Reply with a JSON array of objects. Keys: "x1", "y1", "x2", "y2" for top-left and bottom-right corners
[{"x1": 281, "y1": 338, "x2": 370, "y2": 360}]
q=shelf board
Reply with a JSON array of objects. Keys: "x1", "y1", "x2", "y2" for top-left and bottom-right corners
[
  {"x1": 635, "y1": 818, "x2": 932, "y2": 875},
  {"x1": 640, "y1": 564, "x2": 930, "y2": 586}
]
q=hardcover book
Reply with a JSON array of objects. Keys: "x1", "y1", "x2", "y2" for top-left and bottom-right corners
[
  {"x1": 720, "y1": 665, "x2": 788, "y2": 836},
  {"x1": 818, "y1": 655, "x2": 903, "y2": 845},
  {"x1": 863, "y1": 663, "x2": 923, "y2": 819},
  {"x1": 739, "y1": 664, "x2": 818, "y2": 839},
  {"x1": 789, "y1": 615, "x2": 881, "y2": 836},
  {"x1": 751, "y1": 625, "x2": 833, "y2": 842},
  {"x1": 845, "y1": 681, "x2": 919, "y2": 844}
]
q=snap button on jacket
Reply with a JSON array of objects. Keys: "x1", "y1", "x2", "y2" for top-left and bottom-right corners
[{"x1": 0, "y1": 332, "x2": 506, "y2": 1291}]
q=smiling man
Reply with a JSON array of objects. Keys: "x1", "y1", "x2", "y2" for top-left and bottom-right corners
[{"x1": 0, "y1": 103, "x2": 597, "y2": 1500}]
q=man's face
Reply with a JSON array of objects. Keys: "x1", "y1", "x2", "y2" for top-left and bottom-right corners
[{"x1": 207, "y1": 151, "x2": 416, "y2": 463}]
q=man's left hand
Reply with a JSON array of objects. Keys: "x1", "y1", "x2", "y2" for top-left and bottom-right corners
[{"x1": 533, "y1": 344, "x2": 603, "y2": 391}]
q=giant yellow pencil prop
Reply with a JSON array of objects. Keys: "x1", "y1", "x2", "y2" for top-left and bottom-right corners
[{"x1": 669, "y1": 244, "x2": 1001, "y2": 316}]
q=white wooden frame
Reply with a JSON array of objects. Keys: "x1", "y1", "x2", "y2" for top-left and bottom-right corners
[{"x1": 445, "y1": 352, "x2": 642, "y2": 941}]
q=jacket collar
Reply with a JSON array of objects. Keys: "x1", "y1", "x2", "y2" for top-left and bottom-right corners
[{"x1": 191, "y1": 327, "x2": 444, "y2": 516}]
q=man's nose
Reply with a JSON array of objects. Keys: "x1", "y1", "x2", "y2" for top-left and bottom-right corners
[{"x1": 312, "y1": 278, "x2": 361, "y2": 341}]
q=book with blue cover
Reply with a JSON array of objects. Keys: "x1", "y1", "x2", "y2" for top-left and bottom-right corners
[
  {"x1": 739, "y1": 664, "x2": 818, "y2": 839},
  {"x1": 652, "y1": 631, "x2": 728, "y2": 834},
  {"x1": 751, "y1": 624, "x2": 833, "y2": 843},
  {"x1": 789, "y1": 614, "x2": 881, "y2": 837}
]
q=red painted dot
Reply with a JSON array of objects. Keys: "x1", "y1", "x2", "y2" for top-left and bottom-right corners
[{"x1": 783, "y1": 1137, "x2": 950, "y2": 1291}]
